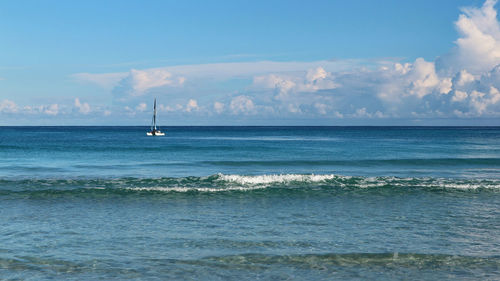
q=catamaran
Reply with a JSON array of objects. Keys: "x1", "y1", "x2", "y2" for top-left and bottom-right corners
[{"x1": 146, "y1": 98, "x2": 165, "y2": 136}]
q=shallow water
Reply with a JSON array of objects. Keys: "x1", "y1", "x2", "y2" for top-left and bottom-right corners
[{"x1": 0, "y1": 126, "x2": 499, "y2": 280}]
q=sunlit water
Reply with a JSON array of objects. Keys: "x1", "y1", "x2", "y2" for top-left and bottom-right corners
[{"x1": 1, "y1": 126, "x2": 499, "y2": 280}]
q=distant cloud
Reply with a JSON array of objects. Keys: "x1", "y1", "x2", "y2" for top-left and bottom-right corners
[
  {"x1": 470, "y1": 87, "x2": 500, "y2": 115},
  {"x1": 74, "y1": 98, "x2": 91, "y2": 114},
  {"x1": 253, "y1": 66, "x2": 339, "y2": 100},
  {"x1": 213, "y1": 101, "x2": 225, "y2": 114},
  {"x1": 314, "y1": 102, "x2": 329, "y2": 115},
  {"x1": 0, "y1": 99, "x2": 19, "y2": 113},
  {"x1": 185, "y1": 99, "x2": 199, "y2": 112},
  {"x1": 74, "y1": 69, "x2": 186, "y2": 101},
  {"x1": 19, "y1": 104, "x2": 62, "y2": 116},
  {"x1": 230, "y1": 96, "x2": 255, "y2": 115},
  {"x1": 452, "y1": 90, "x2": 468, "y2": 102},
  {"x1": 113, "y1": 69, "x2": 186, "y2": 99},
  {"x1": 43, "y1": 104, "x2": 59, "y2": 116}
]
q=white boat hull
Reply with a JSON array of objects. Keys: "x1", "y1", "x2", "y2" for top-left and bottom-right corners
[{"x1": 147, "y1": 131, "x2": 165, "y2": 136}]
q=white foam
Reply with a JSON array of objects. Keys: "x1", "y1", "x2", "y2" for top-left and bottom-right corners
[
  {"x1": 126, "y1": 185, "x2": 268, "y2": 193},
  {"x1": 370, "y1": 177, "x2": 500, "y2": 190},
  {"x1": 218, "y1": 173, "x2": 341, "y2": 185}
]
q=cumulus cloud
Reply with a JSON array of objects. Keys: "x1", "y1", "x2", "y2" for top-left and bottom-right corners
[
  {"x1": 0, "y1": 99, "x2": 19, "y2": 113},
  {"x1": 213, "y1": 101, "x2": 225, "y2": 114},
  {"x1": 158, "y1": 103, "x2": 183, "y2": 113},
  {"x1": 74, "y1": 98, "x2": 91, "y2": 114},
  {"x1": 452, "y1": 90, "x2": 468, "y2": 102},
  {"x1": 469, "y1": 87, "x2": 500, "y2": 114},
  {"x1": 375, "y1": 58, "x2": 452, "y2": 107},
  {"x1": 185, "y1": 99, "x2": 199, "y2": 112},
  {"x1": 253, "y1": 67, "x2": 339, "y2": 100},
  {"x1": 453, "y1": 69, "x2": 476, "y2": 87},
  {"x1": 127, "y1": 69, "x2": 183, "y2": 94},
  {"x1": 230, "y1": 96, "x2": 255, "y2": 115},
  {"x1": 43, "y1": 104, "x2": 59, "y2": 116},
  {"x1": 441, "y1": 0, "x2": 500, "y2": 74},
  {"x1": 354, "y1": 108, "x2": 371, "y2": 118},
  {"x1": 108, "y1": 69, "x2": 186, "y2": 101},
  {"x1": 314, "y1": 102, "x2": 329, "y2": 115},
  {"x1": 20, "y1": 104, "x2": 61, "y2": 116}
]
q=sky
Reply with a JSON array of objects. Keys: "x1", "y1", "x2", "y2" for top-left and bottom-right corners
[{"x1": 1, "y1": 0, "x2": 499, "y2": 125}]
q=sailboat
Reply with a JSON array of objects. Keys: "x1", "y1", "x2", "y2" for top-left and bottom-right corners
[{"x1": 146, "y1": 98, "x2": 165, "y2": 136}]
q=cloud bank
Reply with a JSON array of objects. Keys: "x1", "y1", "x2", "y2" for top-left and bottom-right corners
[{"x1": 4, "y1": 0, "x2": 500, "y2": 124}]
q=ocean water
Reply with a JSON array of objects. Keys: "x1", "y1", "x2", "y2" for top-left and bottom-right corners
[{"x1": 0, "y1": 126, "x2": 499, "y2": 280}]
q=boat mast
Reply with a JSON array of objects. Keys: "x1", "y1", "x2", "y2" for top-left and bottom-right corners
[{"x1": 153, "y1": 98, "x2": 157, "y2": 131}]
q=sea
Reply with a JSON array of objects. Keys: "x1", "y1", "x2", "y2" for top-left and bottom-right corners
[{"x1": 0, "y1": 126, "x2": 499, "y2": 280}]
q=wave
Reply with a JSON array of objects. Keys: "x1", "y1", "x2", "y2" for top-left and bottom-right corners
[{"x1": 0, "y1": 174, "x2": 499, "y2": 196}]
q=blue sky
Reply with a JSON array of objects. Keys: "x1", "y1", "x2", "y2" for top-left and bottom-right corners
[{"x1": 1, "y1": 0, "x2": 499, "y2": 125}]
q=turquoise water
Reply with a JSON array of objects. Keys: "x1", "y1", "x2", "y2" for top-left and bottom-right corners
[{"x1": 0, "y1": 126, "x2": 499, "y2": 280}]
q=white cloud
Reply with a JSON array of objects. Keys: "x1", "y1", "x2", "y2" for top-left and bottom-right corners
[
  {"x1": 253, "y1": 67, "x2": 339, "y2": 101},
  {"x1": 453, "y1": 69, "x2": 476, "y2": 87},
  {"x1": 44, "y1": 104, "x2": 59, "y2": 116},
  {"x1": 314, "y1": 102, "x2": 329, "y2": 115},
  {"x1": 128, "y1": 69, "x2": 181, "y2": 94},
  {"x1": 408, "y1": 59, "x2": 445, "y2": 97},
  {"x1": 185, "y1": 99, "x2": 199, "y2": 112},
  {"x1": 126, "y1": 69, "x2": 185, "y2": 96},
  {"x1": 306, "y1": 67, "x2": 328, "y2": 82},
  {"x1": 374, "y1": 111, "x2": 386, "y2": 118},
  {"x1": 354, "y1": 107, "x2": 371, "y2": 118},
  {"x1": 98, "y1": 69, "x2": 187, "y2": 100},
  {"x1": 333, "y1": 111, "x2": 344, "y2": 118},
  {"x1": 378, "y1": 58, "x2": 452, "y2": 105},
  {"x1": 287, "y1": 103, "x2": 302, "y2": 114},
  {"x1": 469, "y1": 86, "x2": 500, "y2": 114},
  {"x1": 452, "y1": 90, "x2": 468, "y2": 102},
  {"x1": 230, "y1": 96, "x2": 255, "y2": 114},
  {"x1": 159, "y1": 103, "x2": 184, "y2": 112},
  {"x1": 0, "y1": 99, "x2": 19, "y2": 113},
  {"x1": 439, "y1": 0, "x2": 500, "y2": 74},
  {"x1": 254, "y1": 74, "x2": 296, "y2": 100},
  {"x1": 214, "y1": 101, "x2": 225, "y2": 114},
  {"x1": 19, "y1": 104, "x2": 62, "y2": 116},
  {"x1": 74, "y1": 98, "x2": 91, "y2": 114}
]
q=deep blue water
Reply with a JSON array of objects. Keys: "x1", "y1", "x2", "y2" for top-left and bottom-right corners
[{"x1": 0, "y1": 126, "x2": 499, "y2": 280}]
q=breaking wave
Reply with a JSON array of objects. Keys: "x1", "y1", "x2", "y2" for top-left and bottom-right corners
[{"x1": 0, "y1": 173, "x2": 499, "y2": 196}]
